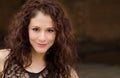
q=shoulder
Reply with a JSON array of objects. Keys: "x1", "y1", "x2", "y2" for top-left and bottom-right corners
[
  {"x1": 70, "y1": 67, "x2": 79, "y2": 78},
  {"x1": 0, "y1": 49, "x2": 10, "y2": 72},
  {"x1": 0, "y1": 49, "x2": 10, "y2": 55},
  {"x1": 0, "y1": 49, "x2": 10, "y2": 60}
]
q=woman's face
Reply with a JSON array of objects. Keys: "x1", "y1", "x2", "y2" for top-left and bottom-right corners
[{"x1": 28, "y1": 11, "x2": 56, "y2": 54}]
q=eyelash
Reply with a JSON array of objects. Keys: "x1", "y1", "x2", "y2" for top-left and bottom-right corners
[
  {"x1": 47, "y1": 29, "x2": 55, "y2": 32},
  {"x1": 32, "y1": 28, "x2": 39, "y2": 31},
  {"x1": 32, "y1": 28, "x2": 55, "y2": 33}
]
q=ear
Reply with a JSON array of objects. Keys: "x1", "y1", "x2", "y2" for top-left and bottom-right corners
[{"x1": 0, "y1": 49, "x2": 9, "y2": 72}]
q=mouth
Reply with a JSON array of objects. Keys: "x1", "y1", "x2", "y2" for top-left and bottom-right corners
[{"x1": 37, "y1": 43, "x2": 47, "y2": 48}]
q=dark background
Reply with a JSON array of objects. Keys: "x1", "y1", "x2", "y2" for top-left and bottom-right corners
[{"x1": 0, "y1": 0, "x2": 120, "y2": 65}]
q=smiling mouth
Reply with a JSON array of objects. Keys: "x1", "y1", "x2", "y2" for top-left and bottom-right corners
[{"x1": 37, "y1": 43, "x2": 47, "y2": 48}]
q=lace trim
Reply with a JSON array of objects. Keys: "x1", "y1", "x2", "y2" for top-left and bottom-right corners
[{"x1": 4, "y1": 64, "x2": 48, "y2": 78}]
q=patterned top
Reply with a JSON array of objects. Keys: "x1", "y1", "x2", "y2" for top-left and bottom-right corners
[{"x1": 3, "y1": 63, "x2": 48, "y2": 78}]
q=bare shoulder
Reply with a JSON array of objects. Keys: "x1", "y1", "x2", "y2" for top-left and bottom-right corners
[
  {"x1": 0, "y1": 49, "x2": 10, "y2": 55},
  {"x1": 70, "y1": 67, "x2": 79, "y2": 78},
  {"x1": 0, "y1": 49, "x2": 10, "y2": 72},
  {"x1": 0, "y1": 49, "x2": 10, "y2": 60}
]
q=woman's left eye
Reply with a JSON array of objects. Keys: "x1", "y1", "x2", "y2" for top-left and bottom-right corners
[{"x1": 47, "y1": 29, "x2": 55, "y2": 33}]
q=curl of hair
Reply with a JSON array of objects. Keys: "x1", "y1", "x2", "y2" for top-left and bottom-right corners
[{"x1": 4, "y1": 0, "x2": 77, "y2": 78}]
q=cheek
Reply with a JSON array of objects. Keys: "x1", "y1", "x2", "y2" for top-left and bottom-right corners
[
  {"x1": 28, "y1": 30, "x2": 36, "y2": 41},
  {"x1": 28, "y1": 31, "x2": 32, "y2": 40},
  {"x1": 52, "y1": 33, "x2": 56, "y2": 41},
  {"x1": 48, "y1": 34, "x2": 56, "y2": 42}
]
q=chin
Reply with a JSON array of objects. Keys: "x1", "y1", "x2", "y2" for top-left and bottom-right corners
[
  {"x1": 36, "y1": 51, "x2": 46, "y2": 54},
  {"x1": 35, "y1": 49, "x2": 48, "y2": 54}
]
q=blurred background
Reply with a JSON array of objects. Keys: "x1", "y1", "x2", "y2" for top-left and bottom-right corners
[{"x1": 0, "y1": 0, "x2": 120, "y2": 78}]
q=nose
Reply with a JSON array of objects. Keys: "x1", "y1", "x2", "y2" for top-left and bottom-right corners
[{"x1": 38, "y1": 31, "x2": 46, "y2": 42}]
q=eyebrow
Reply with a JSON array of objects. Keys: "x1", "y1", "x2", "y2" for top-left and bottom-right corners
[{"x1": 30, "y1": 26, "x2": 55, "y2": 28}]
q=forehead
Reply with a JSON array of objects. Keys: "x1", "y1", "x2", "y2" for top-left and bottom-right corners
[{"x1": 29, "y1": 11, "x2": 54, "y2": 27}]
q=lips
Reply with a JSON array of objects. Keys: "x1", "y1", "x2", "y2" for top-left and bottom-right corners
[{"x1": 37, "y1": 43, "x2": 47, "y2": 48}]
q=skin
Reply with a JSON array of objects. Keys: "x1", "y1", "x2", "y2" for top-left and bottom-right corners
[{"x1": 26, "y1": 11, "x2": 56, "y2": 73}]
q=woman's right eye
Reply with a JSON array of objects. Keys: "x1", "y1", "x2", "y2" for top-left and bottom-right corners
[{"x1": 32, "y1": 28, "x2": 39, "y2": 32}]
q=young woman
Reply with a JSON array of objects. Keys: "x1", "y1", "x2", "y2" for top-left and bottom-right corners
[{"x1": 0, "y1": 0, "x2": 78, "y2": 78}]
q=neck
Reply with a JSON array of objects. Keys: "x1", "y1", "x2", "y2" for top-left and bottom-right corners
[
  {"x1": 32, "y1": 50, "x2": 46, "y2": 63},
  {"x1": 25, "y1": 50, "x2": 46, "y2": 73}
]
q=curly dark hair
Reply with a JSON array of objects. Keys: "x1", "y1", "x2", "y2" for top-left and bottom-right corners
[{"x1": 4, "y1": 0, "x2": 77, "y2": 78}]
